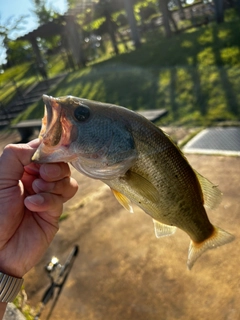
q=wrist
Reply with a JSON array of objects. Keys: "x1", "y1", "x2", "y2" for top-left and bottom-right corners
[
  {"x1": 0, "y1": 256, "x2": 26, "y2": 279},
  {"x1": 0, "y1": 264, "x2": 24, "y2": 278},
  {"x1": 0, "y1": 267, "x2": 24, "y2": 280},
  {"x1": 0, "y1": 302, "x2": 7, "y2": 319}
]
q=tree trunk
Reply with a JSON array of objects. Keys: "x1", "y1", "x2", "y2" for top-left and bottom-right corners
[
  {"x1": 168, "y1": 10, "x2": 178, "y2": 32},
  {"x1": 123, "y1": 0, "x2": 141, "y2": 48},
  {"x1": 176, "y1": 0, "x2": 185, "y2": 19},
  {"x1": 105, "y1": 12, "x2": 119, "y2": 55},
  {"x1": 213, "y1": 0, "x2": 224, "y2": 23},
  {"x1": 158, "y1": 0, "x2": 172, "y2": 37},
  {"x1": 30, "y1": 37, "x2": 48, "y2": 79}
]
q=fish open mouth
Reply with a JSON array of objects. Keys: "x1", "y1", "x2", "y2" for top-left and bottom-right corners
[
  {"x1": 32, "y1": 95, "x2": 76, "y2": 163},
  {"x1": 39, "y1": 95, "x2": 63, "y2": 146}
]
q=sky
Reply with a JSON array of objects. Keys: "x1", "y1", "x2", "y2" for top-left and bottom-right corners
[{"x1": 0, "y1": 0, "x2": 68, "y2": 64}]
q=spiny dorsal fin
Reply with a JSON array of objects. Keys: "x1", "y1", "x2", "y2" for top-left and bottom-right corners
[
  {"x1": 111, "y1": 188, "x2": 134, "y2": 213},
  {"x1": 152, "y1": 219, "x2": 176, "y2": 238},
  {"x1": 126, "y1": 171, "x2": 159, "y2": 204},
  {"x1": 194, "y1": 170, "x2": 222, "y2": 210}
]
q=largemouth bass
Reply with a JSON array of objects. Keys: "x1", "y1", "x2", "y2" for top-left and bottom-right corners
[{"x1": 32, "y1": 95, "x2": 234, "y2": 269}]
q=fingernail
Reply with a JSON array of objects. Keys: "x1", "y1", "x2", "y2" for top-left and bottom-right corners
[
  {"x1": 27, "y1": 194, "x2": 44, "y2": 205},
  {"x1": 42, "y1": 164, "x2": 61, "y2": 178}
]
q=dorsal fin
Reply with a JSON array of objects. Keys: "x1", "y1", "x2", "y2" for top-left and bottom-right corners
[
  {"x1": 111, "y1": 189, "x2": 134, "y2": 213},
  {"x1": 194, "y1": 170, "x2": 222, "y2": 210}
]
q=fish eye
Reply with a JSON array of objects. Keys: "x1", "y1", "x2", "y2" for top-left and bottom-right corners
[{"x1": 74, "y1": 105, "x2": 90, "y2": 122}]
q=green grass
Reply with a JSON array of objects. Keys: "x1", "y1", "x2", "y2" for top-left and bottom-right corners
[
  {"x1": 0, "y1": 52, "x2": 70, "y2": 107},
  {"x1": 0, "y1": 62, "x2": 37, "y2": 106},
  {"x1": 9, "y1": 11, "x2": 240, "y2": 126},
  {"x1": 14, "y1": 288, "x2": 35, "y2": 320}
]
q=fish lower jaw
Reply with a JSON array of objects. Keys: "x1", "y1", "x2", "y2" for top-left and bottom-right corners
[{"x1": 32, "y1": 144, "x2": 78, "y2": 163}]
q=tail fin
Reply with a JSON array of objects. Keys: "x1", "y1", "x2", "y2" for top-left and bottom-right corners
[{"x1": 187, "y1": 226, "x2": 235, "y2": 270}]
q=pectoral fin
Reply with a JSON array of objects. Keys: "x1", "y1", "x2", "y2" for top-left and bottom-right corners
[
  {"x1": 194, "y1": 170, "x2": 222, "y2": 210},
  {"x1": 153, "y1": 219, "x2": 176, "y2": 238},
  {"x1": 125, "y1": 171, "x2": 159, "y2": 203},
  {"x1": 111, "y1": 189, "x2": 134, "y2": 213}
]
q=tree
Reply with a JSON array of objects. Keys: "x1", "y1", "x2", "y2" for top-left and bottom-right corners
[
  {"x1": 30, "y1": 0, "x2": 66, "y2": 76},
  {"x1": 31, "y1": 0, "x2": 66, "y2": 54},
  {"x1": 123, "y1": 0, "x2": 141, "y2": 48},
  {"x1": 0, "y1": 15, "x2": 28, "y2": 66},
  {"x1": 157, "y1": 0, "x2": 178, "y2": 37},
  {"x1": 213, "y1": 0, "x2": 224, "y2": 23},
  {"x1": 66, "y1": 0, "x2": 141, "y2": 52},
  {"x1": 32, "y1": 0, "x2": 60, "y2": 25},
  {"x1": 158, "y1": 0, "x2": 172, "y2": 37},
  {"x1": 6, "y1": 40, "x2": 33, "y2": 66},
  {"x1": 94, "y1": 0, "x2": 119, "y2": 55},
  {"x1": 175, "y1": 0, "x2": 185, "y2": 20}
]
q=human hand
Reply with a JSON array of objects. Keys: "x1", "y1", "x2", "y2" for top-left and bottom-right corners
[{"x1": 0, "y1": 139, "x2": 78, "y2": 279}]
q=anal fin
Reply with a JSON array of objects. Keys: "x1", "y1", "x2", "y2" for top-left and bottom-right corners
[{"x1": 153, "y1": 219, "x2": 176, "y2": 238}]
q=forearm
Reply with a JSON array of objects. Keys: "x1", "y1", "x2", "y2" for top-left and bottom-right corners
[
  {"x1": 0, "y1": 268, "x2": 24, "y2": 320},
  {"x1": 0, "y1": 302, "x2": 7, "y2": 319}
]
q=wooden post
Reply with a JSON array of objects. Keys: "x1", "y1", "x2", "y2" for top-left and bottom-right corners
[{"x1": 30, "y1": 37, "x2": 48, "y2": 79}]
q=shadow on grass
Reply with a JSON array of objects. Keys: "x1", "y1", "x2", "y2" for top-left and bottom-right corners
[{"x1": 51, "y1": 64, "x2": 162, "y2": 112}]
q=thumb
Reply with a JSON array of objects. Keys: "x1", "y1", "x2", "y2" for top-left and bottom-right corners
[{"x1": 0, "y1": 139, "x2": 40, "y2": 187}]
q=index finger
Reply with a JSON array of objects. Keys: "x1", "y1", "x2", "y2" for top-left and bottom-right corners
[
  {"x1": 0, "y1": 139, "x2": 40, "y2": 186},
  {"x1": 39, "y1": 162, "x2": 72, "y2": 182}
]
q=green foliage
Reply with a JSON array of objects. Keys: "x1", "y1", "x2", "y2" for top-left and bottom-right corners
[
  {"x1": 60, "y1": 212, "x2": 69, "y2": 221},
  {"x1": 30, "y1": 0, "x2": 63, "y2": 67},
  {"x1": 14, "y1": 288, "x2": 36, "y2": 319},
  {"x1": 134, "y1": 0, "x2": 159, "y2": 22},
  {"x1": 114, "y1": 12, "x2": 128, "y2": 27},
  {"x1": 66, "y1": 0, "x2": 76, "y2": 9},
  {"x1": 0, "y1": 62, "x2": 38, "y2": 106},
  {"x1": 6, "y1": 40, "x2": 33, "y2": 65},
  {"x1": 85, "y1": 17, "x2": 106, "y2": 32},
  {"x1": 0, "y1": 14, "x2": 29, "y2": 66},
  {"x1": 32, "y1": 0, "x2": 60, "y2": 24}
]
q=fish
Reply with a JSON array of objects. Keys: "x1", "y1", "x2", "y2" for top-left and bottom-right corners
[{"x1": 32, "y1": 95, "x2": 234, "y2": 269}]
